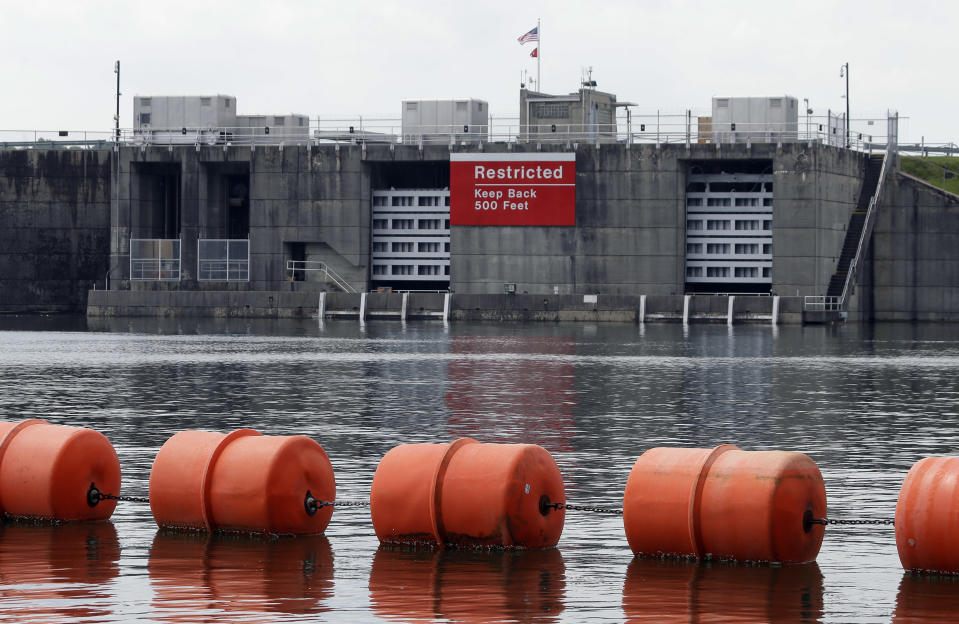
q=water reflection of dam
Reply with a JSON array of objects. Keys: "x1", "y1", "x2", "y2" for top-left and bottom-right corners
[
  {"x1": 622, "y1": 558, "x2": 824, "y2": 622},
  {"x1": 148, "y1": 530, "x2": 334, "y2": 621},
  {"x1": 446, "y1": 334, "x2": 576, "y2": 451},
  {"x1": 369, "y1": 546, "x2": 566, "y2": 622}
]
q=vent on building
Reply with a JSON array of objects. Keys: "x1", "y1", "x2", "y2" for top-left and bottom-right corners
[
  {"x1": 456, "y1": 101, "x2": 467, "y2": 112},
  {"x1": 200, "y1": 97, "x2": 211, "y2": 106},
  {"x1": 770, "y1": 98, "x2": 782, "y2": 108},
  {"x1": 406, "y1": 102, "x2": 418, "y2": 111},
  {"x1": 224, "y1": 99, "x2": 231, "y2": 109},
  {"x1": 139, "y1": 113, "x2": 151, "y2": 125},
  {"x1": 141, "y1": 98, "x2": 152, "y2": 107},
  {"x1": 298, "y1": 117, "x2": 305, "y2": 126},
  {"x1": 716, "y1": 99, "x2": 729, "y2": 108},
  {"x1": 274, "y1": 117, "x2": 285, "y2": 126}
]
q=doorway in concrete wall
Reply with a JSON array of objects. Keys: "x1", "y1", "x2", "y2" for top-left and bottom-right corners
[
  {"x1": 132, "y1": 163, "x2": 181, "y2": 238},
  {"x1": 226, "y1": 175, "x2": 249, "y2": 239},
  {"x1": 286, "y1": 242, "x2": 306, "y2": 282}
]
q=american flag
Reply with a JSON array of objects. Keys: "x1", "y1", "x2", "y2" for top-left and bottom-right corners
[{"x1": 517, "y1": 26, "x2": 538, "y2": 44}]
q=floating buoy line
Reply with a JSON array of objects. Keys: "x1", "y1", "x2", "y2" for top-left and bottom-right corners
[{"x1": 0, "y1": 419, "x2": 952, "y2": 574}]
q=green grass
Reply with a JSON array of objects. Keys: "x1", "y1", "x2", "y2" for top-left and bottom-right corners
[{"x1": 900, "y1": 156, "x2": 959, "y2": 195}]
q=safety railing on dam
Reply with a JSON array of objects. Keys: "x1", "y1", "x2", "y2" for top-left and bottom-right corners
[{"x1": 1, "y1": 112, "x2": 920, "y2": 152}]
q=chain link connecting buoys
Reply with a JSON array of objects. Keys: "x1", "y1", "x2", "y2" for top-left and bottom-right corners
[
  {"x1": 0, "y1": 419, "x2": 121, "y2": 522},
  {"x1": 370, "y1": 438, "x2": 565, "y2": 548},
  {"x1": 895, "y1": 456, "x2": 959, "y2": 573},
  {"x1": 622, "y1": 445, "x2": 827, "y2": 564},
  {"x1": 149, "y1": 429, "x2": 335, "y2": 535}
]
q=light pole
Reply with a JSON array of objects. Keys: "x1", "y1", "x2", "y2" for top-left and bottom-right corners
[
  {"x1": 114, "y1": 60, "x2": 121, "y2": 142},
  {"x1": 840, "y1": 62, "x2": 849, "y2": 148}
]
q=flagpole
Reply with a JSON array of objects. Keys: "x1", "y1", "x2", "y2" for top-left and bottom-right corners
[{"x1": 537, "y1": 18, "x2": 541, "y2": 92}]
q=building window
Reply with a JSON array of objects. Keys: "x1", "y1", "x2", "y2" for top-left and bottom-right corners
[
  {"x1": 418, "y1": 242, "x2": 440, "y2": 253},
  {"x1": 734, "y1": 267, "x2": 759, "y2": 278},
  {"x1": 707, "y1": 198, "x2": 731, "y2": 207},
  {"x1": 534, "y1": 102, "x2": 570, "y2": 119},
  {"x1": 706, "y1": 266, "x2": 730, "y2": 277},
  {"x1": 444, "y1": 242, "x2": 450, "y2": 252},
  {"x1": 373, "y1": 265, "x2": 386, "y2": 275},
  {"x1": 735, "y1": 219, "x2": 760, "y2": 230},
  {"x1": 444, "y1": 196, "x2": 451, "y2": 206},
  {"x1": 392, "y1": 265, "x2": 414, "y2": 275},
  {"x1": 687, "y1": 220, "x2": 703, "y2": 231},
  {"x1": 763, "y1": 244, "x2": 772, "y2": 254},
  {"x1": 687, "y1": 198, "x2": 703, "y2": 206},
  {"x1": 444, "y1": 219, "x2": 450, "y2": 229},
  {"x1": 763, "y1": 220, "x2": 772, "y2": 230},
  {"x1": 763, "y1": 267, "x2": 771, "y2": 277},
  {"x1": 373, "y1": 219, "x2": 388, "y2": 229},
  {"x1": 392, "y1": 242, "x2": 413, "y2": 253},
  {"x1": 373, "y1": 196, "x2": 388, "y2": 206},
  {"x1": 391, "y1": 196, "x2": 413, "y2": 207},
  {"x1": 735, "y1": 198, "x2": 758, "y2": 207},
  {"x1": 419, "y1": 219, "x2": 441, "y2": 230},
  {"x1": 686, "y1": 243, "x2": 703, "y2": 254},
  {"x1": 706, "y1": 243, "x2": 730, "y2": 254},
  {"x1": 419, "y1": 196, "x2": 440, "y2": 206},
  {"x1": 707, "y1": 220, "x2": 730, "y2": 230},
  {"x1": 735, "y1": 243, "x2": 759, "y2": 254},
  {"x1": 686, "y1": 266, "x2": 703, "y2": 277},
  {"x1": 763, "y1": 197, "x2": 773, "y2": 206},
  {"x1": 372, "y1": 242, "x2": 387, "y2": 252},
  {"x1": 139, "y1": 113, "x2": 151, "y2": 125},
  {"x1": 392, "y1": 219, "x2": 414, "y2": 230},
  {"x1": 418, "y1": 265, "x2": 440, "y2": 275},
  {"x1": 444, "y1": 266, "x2": 450, "y2": 275}
]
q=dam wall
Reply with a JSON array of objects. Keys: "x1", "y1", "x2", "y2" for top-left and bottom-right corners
[{"x1": 0, "y1": 150, "x2": 111, "y2": 312}]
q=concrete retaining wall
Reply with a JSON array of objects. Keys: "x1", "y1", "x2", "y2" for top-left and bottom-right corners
[{"x1": 0, "y1": 150, "x2": 111, "y2": 312}]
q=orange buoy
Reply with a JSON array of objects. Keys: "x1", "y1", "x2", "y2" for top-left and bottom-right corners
[
  {"x1": 622, "y1": 445, "x2": 826, "y2": 564},
  {"x1": 0, "y1": 419, "x2": 120, "y2": 522},
  {"x1": 149, "y1": 429, "x2": 335, "y2": 535},
  {"x1": 895, "y1": 457, "x2": 959, "y2": 573},
  {"x1": 370, "y1": 438, "x2": 565, "y2": 548}
]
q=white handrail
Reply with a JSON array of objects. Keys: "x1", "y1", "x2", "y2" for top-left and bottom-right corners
[{"x1": 286, "y1": 260, "x2": 357, "y2": 293}]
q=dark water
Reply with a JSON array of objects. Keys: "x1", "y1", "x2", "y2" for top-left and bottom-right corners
[{"x1": 1, "y1": 315, "x2": 958, "y2": 622}]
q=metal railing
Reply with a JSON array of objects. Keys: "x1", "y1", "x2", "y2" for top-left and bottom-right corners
[
  {"x1": 130, "y1": 238, "x2": 181, "y2": 281},
  {"x1": 197, "y1": 239, "x2": 249, "y2": 281},
  {"x1": 835, "y1": 113, "x2": 898, "y2": 310},
  {"x1": 803, "y1": 296, "x2": 842, "y2": 311},
  {"x1": 286, "y1": 260, "x2": 357, "y2": 293}
]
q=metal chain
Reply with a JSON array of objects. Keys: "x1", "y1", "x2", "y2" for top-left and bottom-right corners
[
  {"x1": 98, "y1": 492, "x2": 151, "y2": 504},
  {"x1": 822, "y1": 518, "x2": 895, "y2": 526},
  {"x1": 548, "y1": 502, "x2": 623, "y2": 515},
  {"x1": 322, "y1": 500, "x2": 371, "y2": 508}
]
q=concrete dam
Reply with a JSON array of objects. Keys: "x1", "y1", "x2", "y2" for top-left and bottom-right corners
[{"x1": 1, "y1": 139, "x2": 957, "y2": 323}]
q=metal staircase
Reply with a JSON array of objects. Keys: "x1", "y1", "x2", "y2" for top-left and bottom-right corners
[{"x1": 826, "y1": 154, "x2": 884, "y2": 298}]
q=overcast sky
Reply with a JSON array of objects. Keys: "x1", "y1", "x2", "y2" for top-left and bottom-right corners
[{"x1": 1, "y1": 0, "x2": 955, "y2": 144}]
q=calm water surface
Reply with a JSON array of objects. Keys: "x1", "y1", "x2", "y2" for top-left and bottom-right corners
[{"x1": 1, "y1": 316, "x2": 958, "y2": 622}]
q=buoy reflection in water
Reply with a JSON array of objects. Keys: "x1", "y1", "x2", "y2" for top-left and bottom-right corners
[
  {"x1": 0, "y1": 521, "x2": 120, "y2": 622},
  {"x1": 148, "y1": 530, "x2": 333, "y2": 621},
  {"x1": 369, "y1": 546, "x2": 566, "y2": 622},
  {"x1": 622, "y1": 558, "x2": 824, "y2": 622},
  {"x1": 893, "y1": 572, "x2": 959, "y2": 623}
]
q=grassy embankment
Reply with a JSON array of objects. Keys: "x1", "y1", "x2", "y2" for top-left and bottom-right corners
[{"x1": 899, "y1": 156, "x2": 959, "y2": 195}]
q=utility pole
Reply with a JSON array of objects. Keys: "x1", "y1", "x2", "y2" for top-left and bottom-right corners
[
  {"x1": 840, "y1": 62, "x2": 849, "y2": 148},
  {"x1": 114, "y1": 61, "x2": 121, "y2": 142}
]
